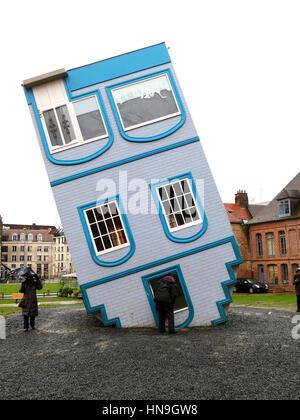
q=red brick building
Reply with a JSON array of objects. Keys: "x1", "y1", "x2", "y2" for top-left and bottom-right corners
[
  {"x1": 248, "y1": 172, "x2": 300, "y2": 292},
  {"x1": 224, "y1": 191, "x2": 252, "y2": 279}
]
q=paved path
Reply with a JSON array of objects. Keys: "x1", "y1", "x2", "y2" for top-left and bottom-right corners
[{"x1": 0, "y1": 306, "x2": 299, "y2": 400}]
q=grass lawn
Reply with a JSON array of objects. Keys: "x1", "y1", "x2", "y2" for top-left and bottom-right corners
[
  {"x1": 0, "y1": 297, "x2": 80, "y2": 305},
  {"x1": 0, "y1": 282, "x2": 61, "y2": 295},
  {"x1": 232, "y1": 293, "x2": 297, "y2": 311}
]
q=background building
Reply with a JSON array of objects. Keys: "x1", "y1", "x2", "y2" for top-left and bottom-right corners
[
  {"x1": 248, "y1": 172, "x2": 300, "y2": 293},
  {"x1": 1, "y1": 223, "x2": 57, "y2": 279}
]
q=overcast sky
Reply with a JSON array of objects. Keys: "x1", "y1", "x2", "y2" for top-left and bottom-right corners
[{"x1": 0, "y1": 0, "x2": 299, "y2": 227}]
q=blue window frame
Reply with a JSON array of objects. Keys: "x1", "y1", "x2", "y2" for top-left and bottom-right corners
[
  {"x1": 150, "y1": 172, "x2": 207, "y2": 243},
  {"x1": 281, "y1": 264, "x2": 289, "y2": 284},
  {"x1": 106, "y1": 68, "x2": 186, "y2": 142},
  {"x1": 256, "y1": 233, "x2": 263, "y2": 257},
  {"x1": 78, "y1": 195, "x2": 135, "y2": 267}
]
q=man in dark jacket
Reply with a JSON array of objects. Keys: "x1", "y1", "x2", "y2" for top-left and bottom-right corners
[
  {"x1": 19, "y1": 269, "x2": 43, "y2": 331},
  {"x1": 293, "y1": 268, "x2": 300, "y2": 312},
  {"x1": 154, "y1": 275, "x2": 177, "y2": 334}
]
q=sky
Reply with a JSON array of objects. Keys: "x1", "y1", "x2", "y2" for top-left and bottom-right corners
[{"x1": 0, "y1": 0, "x2": 299, "y2": 227}]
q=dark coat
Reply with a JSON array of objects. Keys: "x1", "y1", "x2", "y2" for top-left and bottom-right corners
[
  {"x1": 155, "y1": 276, "x2": 177, "y2": 305},
  {"x1": 19, "y1": 278, "x2": 43, "y2": 317},
  {"x1": 293, "y1": 274, "x2": 300, "y2": 296}
]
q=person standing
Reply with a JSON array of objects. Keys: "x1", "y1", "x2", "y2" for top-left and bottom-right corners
[
  {"x1": 154, "y1": 275, "x2": 177, "y2": 334},
  {"x1": 19, "y1": 269, "x2": 43, "y2": 331},
  {"x1": 293, "y1": 267, "x2": 300, "y2": 313}
]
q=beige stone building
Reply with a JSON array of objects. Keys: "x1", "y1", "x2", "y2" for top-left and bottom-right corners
[
  {"x1": 54, "y1": 229, "x2": 74, "y2": 276},
  {"x1": 1, "y1": 222, "x2": 57, "y2": 279}
]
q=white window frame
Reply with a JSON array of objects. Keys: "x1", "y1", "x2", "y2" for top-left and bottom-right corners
[
  {"x1": 156, "y1": 178, "x2": 203, "y2": 233},
  {"x1": 111, "y1": 73, "x2": 181, "y2": 132},
  {"x1": 34, "y1": 81, "x2": 108, "y2": 155},
  {"x1": 84, "y1": 201, "x2": 130, "y2": 257},
  {"x1": 37, "y1": 234, "x2": 43, "y2": 242}
]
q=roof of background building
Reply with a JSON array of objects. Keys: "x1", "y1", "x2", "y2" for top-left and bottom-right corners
[
  {"x1": 223, "y1": 203, "x2": 251, "y2": 223},
  {"x1": 248, "y1": 172, "x2": 300, "y2": 224}
]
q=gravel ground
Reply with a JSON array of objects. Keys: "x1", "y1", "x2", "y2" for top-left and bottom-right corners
[{"x1": 1, "y1": 306, "x2": 299, "y2": 400}]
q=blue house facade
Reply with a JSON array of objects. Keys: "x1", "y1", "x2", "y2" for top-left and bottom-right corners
[{"x1": 23, "y1": 43, "x2": 242, "y2": 328}]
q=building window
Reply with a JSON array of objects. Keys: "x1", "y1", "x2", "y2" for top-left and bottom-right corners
[
  {"x1": 266, "y1": 233, "x2": 275, "y2": 257},
  {"x1": 37, "y1": 234, "x2": 43, "y2": 242},
  {"x1": 44, "y1": 247, "x2": 48, "y2": 253},
  {"x1": 11, "y1": 264, "x2": 16, "y2": 269},
  {"x1": 20, "y1": 256, "x2": 25, "y2": 262},
  {"x1": 37, "y1": 256, "x2": 42, "y2": 262},
  {"x1": 28, "y1": 246, "x2": 32, "y2": 252},
  {"x1": 20, "y1": 246, "x2": 25, "y2": 252},
  {"x1": 84, "y1": 201, "x2": 129, "y2": 256},
  {"x1": 28, "y1": 256, "x2": 32, "y2": 262},
  {"x1": 1, "y1": 254, "x2": 8, "y2": 262},
  {"x1": 73, "y1": 96, "x2": 107, "y2": 141},
  {"x1": 1, "y1": 246, "x2": 8, "y2": 253},
  {"x1": 279, "y1": 231, "x2": 287, "y2": 256},
  {"x1": 12, "y1": 234, "x2": 18, "y2": 241},
  {"x1": 281, "y1": 264, "x2": 289, "y2": 284},
  {"x1": 37, "y1": 246, "x2": 42, "y2": 252},
  {"x1": 27, "y1": 233, "x2": 33, "y2": 241},
  {"x1": 110, "y1": 73, "x2": 181, "y2": 132},
  {"x1": 268, "y1": 265, "x2": 278, "y2": 285},
  {"x1": 278, "y1": 200, "x2": 291, "y2": 217},
  {"x1": 256, "y1": 233, "x2": 263, "y2": 257},
  {"x1": 156, "y1": 178, "x2": 202, "y2": 232},
  {"x1": 292, "y1": 264, "x2": 299, "y2": 275},
  {"x1": 12, "y1": 256, "x2": 16, "y2": 262},
  {"x1": 12, "y1": 246, "x2": 17, "y2": 252},
  {"x1": 37, "y1": 264, "x2": 42, "y2": 276},
  {"x1": 20, "y1": 233, "x2": 25, "y2": 242}
]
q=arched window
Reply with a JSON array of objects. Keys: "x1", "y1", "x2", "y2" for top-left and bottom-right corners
[
  {"x1": 20, "y1": 233, "x2": 25, "y2": 242},
  {"x1": 27, "y1": 233, "x2": 33, "y2": 242},
  {"x1": 37, "y1": 234, "x2": 43, "y2": 242},
  {"x1": 12, "y1": 234, "x2": 18, "y2": 241}
]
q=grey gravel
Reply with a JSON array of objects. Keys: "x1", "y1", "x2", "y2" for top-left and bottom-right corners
[{"x1": 0, "y1": 306, "x2": 299, "y2": 400}]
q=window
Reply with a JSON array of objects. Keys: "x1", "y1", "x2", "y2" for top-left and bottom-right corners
[
  {"x1": 37, "y1": 234, "x2": 43, "y2": 242},
  {"x1": 37, "y1": 246, "x2": 42, "y2": 252},
  {"x1": 12, "y1": 256, "x2": 16, "y2": 262},
  {"x1": 27, "y1": 233, "x2": 33, "y2": 242},
  {"x1": 37, "y1": 264, "x2": 42, "y2": 276},
  {"x1": 279, "y1": 231, "x2": 287, "y2": 256},
  {"x1": 84, "y1": 201, "x2": 129, "y2": 256},
  {"x1": 28, "y1": 246, "x2": 32, "y2": 252},
  {"x1": 256, "y1": 233, "x2": 263, "y2": 257},
  {"x1": 20, "y1": 256, "x2": 24, "y2": 262},
  {"x1": 11, "y1": 264, "x2": 16, "y2": 269},
  {"x1": 278, "y1": 200, "x2": 291, "y2": 217},
  {"x1": 37, "y1": 256, "x2": 42, "y2": 262},
  {"x1": 1, "y1": 255, "x2": 8, "y2": 262},
  {"x1": 34, "y1": 80, "x2": 108, "y2": 154},
  {"x1": 20, "y1": 246, "x2": 25, "y2": 252},
  {"x1": 44, "y1": 256, "x2": 48, "y2": 262},
  {"x1": 73, "y1": 96, "x2": 107, "y2": 141},
  {"x1": 44, "y1": 247, "x2": 48, "y2": 253},
  {"x1": 268, "y1": 265, "x2": 278, "y2": 285},
  {"x1": 20, "y1": 233, "x2": 25, "y2": 242},
  {"x1": 28, "y1": 256, "x2": 32, "y2": 262},
  {"x1": 12, "y1": 234, "x2": 18, "y2": 241},
  {"x1": 12, "y1": 246, "x2": 17, "y2": 252},
  {"x1": 281, "y1": 264, "x2": 289, "y2": 284},
  {"x1": 156, "y1": 178, "x2": 202, "y2": 232},
  {"x1": 1, "y1": 246, "x2": 8, "y2": 253},
  {"x1": 110, "y1": 73, "x2": 181, "y2": 131},
  {"x1": 266, "y1": 233, "x2": 275, "y2": 256}
]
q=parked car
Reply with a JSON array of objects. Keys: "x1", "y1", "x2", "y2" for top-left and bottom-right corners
[{"x1": 233, "y1": 278, "x2": 268, "y2": 294}]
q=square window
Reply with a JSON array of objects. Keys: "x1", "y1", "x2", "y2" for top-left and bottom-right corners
[{"x1": 84, "y1": 200, "x2": 129, "y2": 256}]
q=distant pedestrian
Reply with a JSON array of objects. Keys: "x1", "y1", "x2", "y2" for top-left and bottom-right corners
[
  {"x1": 293, "y1": 268, "x2": 300, "y2": 313},
  {"x1": 19, "y1": 268, "x2": 43, "y2": 331},
  {"x1": 154, "y1": 275, "x2": 177, "y2": 334}
]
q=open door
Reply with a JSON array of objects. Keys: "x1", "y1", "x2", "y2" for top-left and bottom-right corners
[{"x1": 142, "y1": 265, "x2": 194, "y2": 330}]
